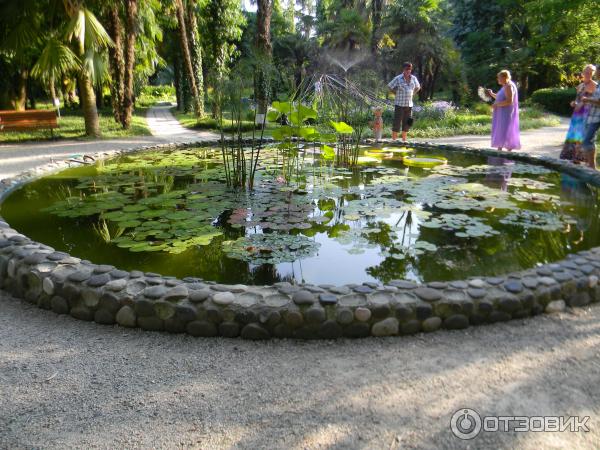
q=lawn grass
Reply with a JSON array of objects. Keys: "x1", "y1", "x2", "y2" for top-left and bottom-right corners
[
  {"x1": 376, "y1": 106, "x2": 562, "y2": 139},
  {"x1": 0, "y1": 105, "x2": 151, "y2": 144},
  {"x1": 173, "y1": 104, "x2": 562, "y2": 139}
]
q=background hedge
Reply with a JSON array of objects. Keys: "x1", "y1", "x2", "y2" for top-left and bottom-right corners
[{"x1": 531, "y1": 88, "x2": 577, "y2": 116}]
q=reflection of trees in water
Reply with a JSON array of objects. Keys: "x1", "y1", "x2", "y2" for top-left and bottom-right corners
[
  {"x1": 560, "y1": 174, "x2": 599, "y2": 249},
  {"x1": 363, "y1": 217, "x2": 412, "y2": 283},
  {"x1": 411, "y1": 224, "x2": 508, "y2": 281}
]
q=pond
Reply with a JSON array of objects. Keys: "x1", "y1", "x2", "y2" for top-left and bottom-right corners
[{"x1": 1, "y1": 144, "x2": 598, "y2": 285}]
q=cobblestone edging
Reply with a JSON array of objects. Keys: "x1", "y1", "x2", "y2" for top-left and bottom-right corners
[{"x1": 1, "y1": 139, "x2": 600, "y2": 339}]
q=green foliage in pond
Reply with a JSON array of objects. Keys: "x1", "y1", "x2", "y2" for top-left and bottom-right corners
[{"x1": 222, "y1": 234, "x2": 320, "y2": 264}]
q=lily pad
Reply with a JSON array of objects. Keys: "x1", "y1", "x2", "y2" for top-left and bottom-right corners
[{"x1": 403, "y1": 156, "x2": 448, "y2": 167}]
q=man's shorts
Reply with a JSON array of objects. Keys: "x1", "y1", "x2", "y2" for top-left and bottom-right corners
[
  {"x1": 582, "y1": 121, "x2": 600, "y2": 152},
  {"x1": 392, "y1": 106, "x2": 413, "y2": 133}
]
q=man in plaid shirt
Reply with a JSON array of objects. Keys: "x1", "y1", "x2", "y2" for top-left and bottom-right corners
[
  {"x1": 388, "y1": 62, "x2": 421, "y2": 141},
  {"x1": 582, "y1": 79, "x2": 600, "y2": 169}
]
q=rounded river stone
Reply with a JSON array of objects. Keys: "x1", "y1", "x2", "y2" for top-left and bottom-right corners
[
  {"x1": 241, "y1": 323, "x2": 270, "y2": 340},
  {"x1": 354, "y1": 307, "x2": 371, "y2": 322},
  {"x1": 422, "y1": 317, "x2": 442, "y2": 332},
  {"x1": 292, "y1": 290, "x2": 316, "y2": 305},
  {"x1": 187, "y1": 320, "x2": 217, "y2": 337},
  {"x1": 305, "y1": 307, "x2": 326, "y2": 324},
  {"x1": 219, "y1": 322, "x2": 240, "y2": 338},
  {"x1": 212, "y1": 291, "x2": 235, "y2": 305},
  {"x1": 50, "y1": 296, "x2": 69, "y2": 315},
  {"x1": 87, "y1": 273, "x2": 111, "y2": 287},
  {"x1": 371, "y1": 318, "x2": 399, "y2": 337},
  {"x1": 545, "y1": 300, "x2": 566, "y2": 313},
  {"x1": 444, "y1": 314, "x2": 469, "y2": 330},
  {"x1": 284, "y1": 310, "x2": 304, "y2": 328},
  {"x1": 319, "y1": 320, "x2": 343, "y2": 339},
  {"x1": 116, "y1": 306, "x2": 136, "y2": 327},
  {"x1": 414, "y1": 287, "x2": 442, "y2": 302}
]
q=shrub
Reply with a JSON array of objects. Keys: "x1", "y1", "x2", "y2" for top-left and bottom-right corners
[
  {"x1": 194, "y1": 117, "x2": 260, "y2": 132},
  {"x1": 531, "y1": 88, "x2": 576, "y2": 116},
  {"x1": 137, "y1": 85, "x2": 176, "y2": 106},
  {"x1": 472, "y1": 103, "x2": 492, "y2": 115},
  {"x1": 414, "y1": 101, "x2": 457, "y2": 120},
  {"x1": 141, "y1": 85, "x2": 176, "y2": 97}
]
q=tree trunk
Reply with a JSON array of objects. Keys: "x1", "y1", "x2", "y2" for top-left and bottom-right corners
[
  {"x1": 79, "y1": 72, "x2": 101, "y2": 137},
  {"x1": 370, "y1": 0, "x2": 383, "y2": 54},
  {"x1": 175, "y1": 0, "x2": 202, "y2": 119},
  {"x1": 520, "y1": 73, "x2": 529, "y2": 101},
  {"x1": 173, "y1": 55, "x2": 182, "y2": 110},
  {"x1": 107, "y1": 4, "x2": 125, "y2": 124},
  {"x1": 12, "y1": 68, "x2": 28, "y2": 111},
  {"x1": 122, "y1": 0, "x2": 139, "y2": 129},
  {"x1": 255, "y1": 0, "x2": 273, "y2": 116},
  {"x1": 96, "y1": 85, "x2": 104, "y2": 108},
  {"x1": 186, "y1": 0, "x2": 204, "y2": 116},
  {"x1": 49, "y1": 77, "x2": 57, "y2": 105}
]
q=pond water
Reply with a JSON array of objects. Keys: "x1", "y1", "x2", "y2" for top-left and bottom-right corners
[{"x1": 1, "y1": 145, "x2": 599, "y2": 285}]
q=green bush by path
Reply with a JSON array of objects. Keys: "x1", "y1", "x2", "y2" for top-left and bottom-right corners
[
  {"x1": 0, "y1": 106, "x2": 151, "y2": 144},
  {"x1": 531, "y1": 88, "x2": 577, "y2": 116},
  {"x1": 136, "y1": 85, "x2": 176, "y2": 107}
]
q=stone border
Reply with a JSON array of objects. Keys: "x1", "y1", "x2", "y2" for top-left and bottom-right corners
[{"x1": 1, "y1": 139, "x2": 600, "y2": 339}]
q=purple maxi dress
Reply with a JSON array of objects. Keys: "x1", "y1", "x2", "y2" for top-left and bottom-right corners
[{"x1": 491, "y1": 81, "x2": 521, "y2": 150}]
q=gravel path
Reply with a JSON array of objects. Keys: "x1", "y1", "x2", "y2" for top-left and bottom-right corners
[
  {"x1": 1, "y1": 109, "x2": 597, "y2": 449},
  {"x1": 413, "y1": 117, "x2": 570, "y2": 158}
]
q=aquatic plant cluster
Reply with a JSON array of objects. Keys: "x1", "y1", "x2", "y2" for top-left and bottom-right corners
[{"x1": 27, "y1": 143, "x2": 597, "y2": 284}]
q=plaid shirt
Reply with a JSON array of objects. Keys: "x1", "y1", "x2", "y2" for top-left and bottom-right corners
[
  {"x1": 587, "y1": 87, "x2": 600, "y2": 124},
  {"x1": 388, "y1": 74, "x2": 420, "y2": 107}
]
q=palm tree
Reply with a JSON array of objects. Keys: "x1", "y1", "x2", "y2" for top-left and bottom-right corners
[
  {"x1": 174, "y1": 0, "x2": 203, "y2": 119},
  {"x1": 186, "y1": 0, "x2": 204, "y2": 117},
  {"x1": 105, "y1": 2, "x2": 125, "y2": 124},
  {"x1": 255, "y1": 0, "x2": 273, "y2": 120},
  {"x1": 0, "y1": 0, "x2": 47, "y2": 110},
  {"x1": 122, "y1": 0, "x2": 139, "y2": 129},
  {"x1": 32, "y1": 2, "x2": 113, "y2": 137}
]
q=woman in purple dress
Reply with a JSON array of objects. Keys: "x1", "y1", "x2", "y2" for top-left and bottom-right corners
[{"x1": 485, "y1": 70, "x2": 521, "y2": 151}]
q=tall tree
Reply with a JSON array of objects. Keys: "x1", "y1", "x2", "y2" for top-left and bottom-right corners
[
  {"x1": 255, "y1": 0, "x2": 273, "y2": 118},
  {"x1": 0, "y1": 0, "x2": 47, "y2": 110},
  {"x1": 30, "y1": 2, "x2": 113, "y2": 136},
  {"x1": 121, "y1": 0, "x2": 139, "y2": 128},
  {"x1": 200, "y1": 0, "x2": 245, "y2": 117},
  {"x1": 174, "y1": 0, "x2": 203, "y2": 119},
  {"x1": 64, "y1": 4, "x2": 113, "y2": 136},
  {"x1": 186, "y1": 0, "x2": 204, "y2": 116},
  {"x1": 106, "y1": 2, "x2": 125, "y2": 124},
  {"x1": 370, "y1": 0, "x2": 384, "y2": 54}
]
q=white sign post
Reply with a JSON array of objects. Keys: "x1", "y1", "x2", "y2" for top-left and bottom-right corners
[{"x1": 53, "y1": 97, "x2": 61, "y2": 118}]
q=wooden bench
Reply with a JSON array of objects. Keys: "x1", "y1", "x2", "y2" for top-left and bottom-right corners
[{"x1": 0, "y1": 110, "x2": 59, "y2": 136}]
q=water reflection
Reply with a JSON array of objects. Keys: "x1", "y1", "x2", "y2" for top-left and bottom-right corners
[
  {"x1": 560, "y1": 174, "x2": 598, "y2": 243},
  {"x1": 484, "y1": 156, "x2": 514, "y2": 191}
]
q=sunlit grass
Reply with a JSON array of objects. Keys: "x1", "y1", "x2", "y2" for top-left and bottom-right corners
[
  {"x1": 173, "y1": 104, "x2": 562, "y2": 139},
  {"x1": 381, "y1": 107, "x2": 562, "y2": 139},
  {"x1": 0, "y1": 105, "x2": 151, "y2": 143}
]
